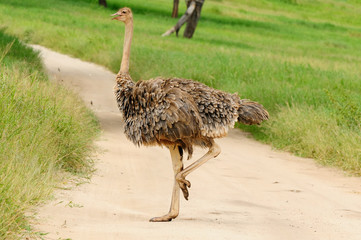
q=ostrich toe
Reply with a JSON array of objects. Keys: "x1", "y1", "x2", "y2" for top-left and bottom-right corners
[
  {"x1": 149, "y1": 213, "x2": 177, "y2": 222},
  {"x1": 176, "y1": 174, "x2": 191, "y2": 200}
]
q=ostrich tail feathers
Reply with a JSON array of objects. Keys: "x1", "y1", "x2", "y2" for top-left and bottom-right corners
[{"x1": 237, "y1": 100, "x2": 269, "y2": 125}]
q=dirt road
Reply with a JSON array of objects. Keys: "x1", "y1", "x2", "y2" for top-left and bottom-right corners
[{"x1": 32, "y1": 45, "x2": 361, "y2": 240}]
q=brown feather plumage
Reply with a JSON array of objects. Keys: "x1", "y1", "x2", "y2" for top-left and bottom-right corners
[{"x1": 114, "y1": 73, "x2": 269, "y2": 159}]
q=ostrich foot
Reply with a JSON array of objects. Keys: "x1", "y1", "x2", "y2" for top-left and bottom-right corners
[
  {"x1": 149, "y1": 213, "x2": 178, "y2": 222},
  {"x1": 176, "y1": 174, "x2": 191, "y2": 200}
]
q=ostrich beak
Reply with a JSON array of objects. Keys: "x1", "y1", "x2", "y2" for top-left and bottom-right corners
[{"x1": 111, "y1": 12, "x2": 120, "y2": 20}]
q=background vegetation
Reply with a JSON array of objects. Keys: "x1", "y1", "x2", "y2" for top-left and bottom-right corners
[
  {"x1": 0, "y1": 30, "x2": 98, "y2": 238},
  {"x1": 0, "y1": 0, "x2": 360, "y2": 235}
]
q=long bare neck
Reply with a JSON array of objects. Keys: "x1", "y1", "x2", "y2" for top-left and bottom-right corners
[{"x1": 120, "y1": 20, "x2": 133, "y2": 74}]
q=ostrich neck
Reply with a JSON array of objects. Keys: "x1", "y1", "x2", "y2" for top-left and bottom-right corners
[
  {"x1": 120, "y1": 20, "x2": 133, "y2": 74},
  {"x1": 115, "y1": 19, "x2": 134, "y2": 99}
]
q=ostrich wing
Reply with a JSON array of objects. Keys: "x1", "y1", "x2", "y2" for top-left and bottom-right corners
[{"x1": 121, "y1": 78, "x2": 202, "y2": 156}]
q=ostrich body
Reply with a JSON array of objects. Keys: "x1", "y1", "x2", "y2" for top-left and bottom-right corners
[{"x1": 112, "y1": 7, "x2": 269, "y2": 222}]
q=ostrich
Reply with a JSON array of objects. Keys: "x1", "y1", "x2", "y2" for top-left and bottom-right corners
[{"x1": 111, "y1": 7, "x2": 269, "y2": 222}]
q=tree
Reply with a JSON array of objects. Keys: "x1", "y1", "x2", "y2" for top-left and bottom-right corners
[
  {"x1": 99, "y1": 0, "x2": 107, "y2": 8},
  {"x1": 172, "y1": 0, "x2": 180, "y2": 18},
  {"x1": 183, "y1": 0, "x2": 204, "y2": 38},
  {"x1": 163, "y1": 0, "x2": 205, "y2": 39}
]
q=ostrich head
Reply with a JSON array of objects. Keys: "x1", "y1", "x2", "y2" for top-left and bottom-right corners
[{"x1": 111, "y1": 7, "x2": 133, "y2": 23}]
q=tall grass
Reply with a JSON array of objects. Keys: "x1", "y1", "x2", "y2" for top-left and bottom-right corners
[
  {"x1": 266, "y1": 105, "x2": 361, "y2": 173},
  {"x1": 0, "y1": 0, "x2": 360, "y2": 175},
  {"x1": 0, "y1": 31, "x2": 98, "y2": 238}
]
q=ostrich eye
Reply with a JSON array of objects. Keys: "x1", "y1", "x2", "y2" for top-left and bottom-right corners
[{"x1": 122, "y1": 10, "x2": 127, "y2": 14}]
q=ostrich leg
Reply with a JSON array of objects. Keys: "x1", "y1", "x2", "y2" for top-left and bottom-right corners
[
  {"x1": 149, "y1": 145, "x2": 183, "y2": 222},
  {"x1": 176, "y1": 140, "x2": 221, "y2": 199}
]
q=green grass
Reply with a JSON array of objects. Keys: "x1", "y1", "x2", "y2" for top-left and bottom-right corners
[
  {"x1": 0, "y1": 30, "x2": 99, "y2": 238},
  {"x1": 0, "y1": 0, "x2": 360, "y2": 172}
]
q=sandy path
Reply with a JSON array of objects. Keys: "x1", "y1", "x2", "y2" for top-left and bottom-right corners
[{"x1": 31, "y1": 45, "x2": 361, "y2": 240}]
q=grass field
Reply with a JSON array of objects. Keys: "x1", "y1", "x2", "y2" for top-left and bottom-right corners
[
  {"x1": 0, "y1": 0, "x2": 360, "y2": 170},
  {"x1": 0, "y1": 30, "x2": 99, "y2": 238}
]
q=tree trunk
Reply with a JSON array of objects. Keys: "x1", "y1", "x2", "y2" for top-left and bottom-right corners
[
  {"x1": 162, "y1": 1, "x2": 196, "y2": 37},
  {"x1": 172, "y1": 0, "x2": 179, "y2": 18},
  {"x1": 99, "y1": 0, "x2": 107, "y2": 7},
  {"x1": 183, "y1": 0, "x2": 204, "y2": 38}
]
